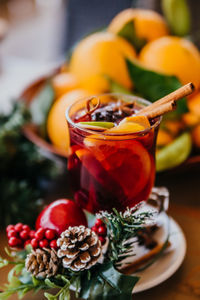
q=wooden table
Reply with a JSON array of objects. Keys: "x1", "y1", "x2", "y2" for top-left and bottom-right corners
[{"x1": 1, "y1": 169, "x2": 200, "y2": 300}]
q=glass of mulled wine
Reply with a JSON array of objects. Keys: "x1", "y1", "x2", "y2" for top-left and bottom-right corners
[{"x1": 66, "y1": 94, "x2": 161, "y2": 213}]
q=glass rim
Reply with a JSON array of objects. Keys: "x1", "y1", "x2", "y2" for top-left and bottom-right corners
[{"x1": 65, "y1": 93, "x2": 162, "y2": 138}]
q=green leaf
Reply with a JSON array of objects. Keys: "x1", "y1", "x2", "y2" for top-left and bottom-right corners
[
  {"x1": 44, "y1": 292, "x2": 57, "y2": 300},
  {"x1": 126, "y1": 58, "x2": 188, "y2": 115},
  {"x1": 80, "y1": 263, "x2": 139, "y2": 300},
  {"x1": 32, "y1": 276, "x2": 43, "y2": 287},
  {"x1": 45, "y1": 279, "x2": 61, "y2": 289},
  {"x1": 59, "y1": 289, "x2": 70, "y2": 300},
  {"x1": 0, "y1": 290, "x2": 15, "y2": 300},
  {"x1": 162, "y1": 0, "x2": 191, "y2": 36},
  {"x1": 19, "y1": 269, "x2": 32, "y2": 285},
  {"x1": 118, "y1": 20, "x2": 146, "y2": 51},
  {"x1": 100, "y1": 263, "x2": 139, "y2": 296},
  {"x1": 156, "y1": 132, "x2": 192, "y2": 171},
  {"x1": 29, "y1": 82, "x2": 54, "y2": 137},
  {"x1": 8, "y1": 264, "x2": 24, "y2": 283},
  {"x1": 17, "y1": 287, "x2": 30, "y2": 299}
]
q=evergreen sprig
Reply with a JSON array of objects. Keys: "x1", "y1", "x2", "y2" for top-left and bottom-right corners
[{"x1": 97, "y1": 205, "x2": 155, "y2": 264}]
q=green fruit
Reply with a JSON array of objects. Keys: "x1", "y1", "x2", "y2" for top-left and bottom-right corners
[
  {"x1": 79, "y1": 121, "x2": 114, "y2": 129},
  {"x1": 156, "y1": 132, "x2": 192, "y2": 172},
  {"x1": 162, "y1": 0, "x2": 191, "y2": 36}
]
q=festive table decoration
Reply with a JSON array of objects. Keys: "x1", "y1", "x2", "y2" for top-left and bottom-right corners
[{"x1": 0, "y1": 203, "x2": 155, "y2": 300}]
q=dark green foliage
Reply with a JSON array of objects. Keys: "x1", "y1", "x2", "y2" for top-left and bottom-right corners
[
  {"x1": 118, "y1": 20, "x2": 146, "y2": 52},
  {"x1": 126, "y1": 58, "x2": 188, "y2": 116},
  {"x1": 0, "y1": 102, "x2": 58, "y2": 227}
]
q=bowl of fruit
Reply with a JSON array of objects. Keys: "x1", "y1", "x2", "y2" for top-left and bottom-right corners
[{"x1": 20, "y1": 8, "x2": 200, "y2": 172}]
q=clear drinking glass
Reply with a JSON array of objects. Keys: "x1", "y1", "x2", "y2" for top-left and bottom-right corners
[{"x1": 66, "y1": 94, "x2": 161, "y2": 213}]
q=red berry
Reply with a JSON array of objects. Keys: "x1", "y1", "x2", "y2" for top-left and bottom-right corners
[
  {"x1": 31, "y1": 238, "x2": 38, "y2": 249},
  {"x1": 22, "y1": 225, "x2": 30, "y2": 232},
  {"x1": 7, "y1": 230, "x2": 18, "y2": 238},
  {"x1": 24, "y1": 240, "x2": 31, "y2": 247},
  {"x1": 98, "y1": 226, "x2": 107, "y2": 236},
  {"x1": 50, "y1": 240, "x2": 58, "y2": 250},
  {"x1": 45, "y1": 229, "x2": 56, "y2": 240},
  {"x1": 29, "y1": 230, "x2": 36, "y2": 239},
  {"x1": 6, "y1": 225, "x2": 14, "y2": 233},
  {"x1": 20, "y1": 230, "x2": 30, "y2": 240},
  {"x1": 98, "y1": 236, "x2": 106, "y2": 245},
  {"x1": 39, "y1": 239, "x2": 49, "y2": 248},
  {"x1": 35, "y1": 228, "x2": 45, "y2": 241},
  {"x1": 95, "y1": 219, "x2": 103, "y2": 227},
  {"x1": 14, "y1": 223, "x2": 23, "y2": 232},
  {"x1": 8, "y1": 237, "x2": 22, "y2": 247},
  {"x1": 91, "y1": 226, "x2": 98, "y2": 233}
]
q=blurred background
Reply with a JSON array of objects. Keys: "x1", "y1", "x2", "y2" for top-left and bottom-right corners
[
  {"x1": 0, "y1": 1, "x2": 200, "y2": 299},
  {"x1": 0, "y1": 0, "x2": 199, "y2": 111}
]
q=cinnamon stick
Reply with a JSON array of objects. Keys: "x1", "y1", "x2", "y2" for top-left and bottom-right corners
[
  {"x1": 137, "y1": 82, "x2": 194, "y2": 116},
  {"x1": 143, "y1": 101, "x2": 176, "y2": 119}
]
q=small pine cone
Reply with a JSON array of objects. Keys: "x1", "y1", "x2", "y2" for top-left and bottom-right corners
[
  {"x1": 57, "y1": 225, "x2": 102, "y2": 272},
  {"x1": 25, "y1": 248, "x2": 59, "y2": 278}
]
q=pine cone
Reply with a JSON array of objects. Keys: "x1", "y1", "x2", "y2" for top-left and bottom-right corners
[
  {"x1": 25, "y1": 248, "x2": 59, "y2": 278},
  {"x1": 57, "y1": 225, "x2": 102, "y2": 272}
]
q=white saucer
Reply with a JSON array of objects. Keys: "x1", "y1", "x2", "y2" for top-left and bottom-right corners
[{"x1": 133, "y1": 215, "x2": 186, "y2": 293}]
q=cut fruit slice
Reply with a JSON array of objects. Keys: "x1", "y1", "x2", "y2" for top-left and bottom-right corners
[
  {"x1": 106, "y1": 115, "x2": 151, "y2": 133},
  {"x1": 107, "y1": 122, "x2": 145, "y2": 133},
  {"x1": 156, "y1": 132, "x2": 192, "y2": 172},
  {"x1": 81, "y1": 137, "x2": 152, "y2": 199},
  {"x1": 120, "y1": 115, "x2": 151, "y2": 128},
  {"x1": 75, "y1": 148, "x2": 125, "y2": 198},
  {"x1": 78, "y1": 121, "x2": 114, "y2": 129},
  {"x1": 104, "y1": 141, "x2": 152, "y2": 198}
]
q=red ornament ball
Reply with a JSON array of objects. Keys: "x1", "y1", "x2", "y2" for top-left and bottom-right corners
[{"x1": 35, "y1": 199, "x2": 87, "y2": 234}]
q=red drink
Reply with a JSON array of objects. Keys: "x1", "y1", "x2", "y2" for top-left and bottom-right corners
[{"x1": 66, "y1": 94, "x2": 161, "y2": 213}]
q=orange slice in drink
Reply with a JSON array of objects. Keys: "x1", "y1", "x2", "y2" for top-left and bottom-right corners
[
  {"x1": 107, "y1": 115, "x2": 151, "y2": 133},
  {"x1": 81, "y1": 136, "x2": 152, "y2": 200}
]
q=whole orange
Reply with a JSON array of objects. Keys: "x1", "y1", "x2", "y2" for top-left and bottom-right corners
[
  {"x1": 108, "y1": 9, "x2": 169, "y2": 43},
  {"x1": 47, "y1": 89, "x2": 90, "y2": 153},
  {"x1": 188, "y1": 92, "x2": 200, "y2": 117},
  {"x1": 52, "y1": 72, "x2": 79, "y2": 98},
  {"x1": 139, "y1": 36, "x2": 200, "y2": 89},
  {"x1": 69, "y1": 32, "x2": 136, "y2": 93}
]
